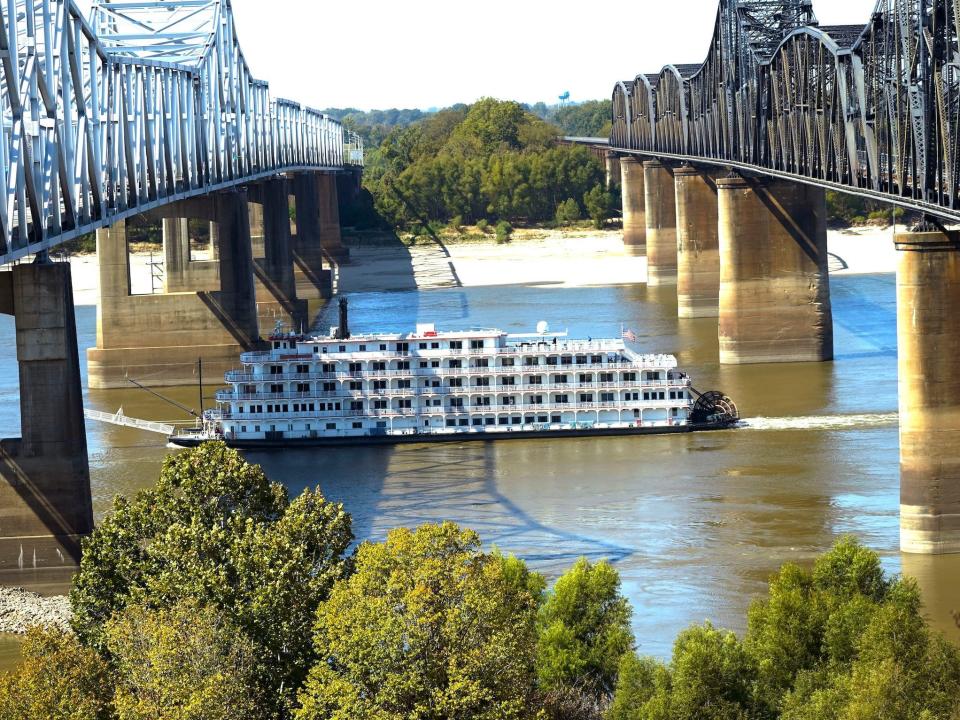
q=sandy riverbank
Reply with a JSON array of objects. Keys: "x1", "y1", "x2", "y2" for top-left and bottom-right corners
[{"x1": 64, "y1": 225, "x2": 899, "y2": 305}]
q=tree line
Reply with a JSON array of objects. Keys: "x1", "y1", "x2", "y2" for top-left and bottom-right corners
[{"x1": 1, "y1": 442, "x2": 957, "y2": 720}]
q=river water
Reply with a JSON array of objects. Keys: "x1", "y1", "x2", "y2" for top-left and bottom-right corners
[{"x1": 0, "y1": 272, "x2": 958, "y2": 667}]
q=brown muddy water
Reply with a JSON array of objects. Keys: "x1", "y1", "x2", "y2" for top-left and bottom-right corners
[{"x1": 0, "y1": 274, "x2": 957, "y2": 670}]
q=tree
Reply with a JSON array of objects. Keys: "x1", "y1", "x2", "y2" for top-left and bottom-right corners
[
  {"x1": 107, "y1": 600, "x2": 259, "y2": 720},
  {"x1": 584, "y1": 184, "x2": 614, "y2": 229},
  {"x1": 295, "y1": 522, "x2": 542, "y2": 720},
  {"x1": 536, "y1": 557, "x2": 633, "y2": 698},
  {"x1": 70, "y1": 442, "x2": 353, "y2": 718},
  {"x1": 555, "y1": 198, "x2": 582, "y2": 225},
  {"x1": 0, "y1": 626, "x2": 113, "y2": 720}
]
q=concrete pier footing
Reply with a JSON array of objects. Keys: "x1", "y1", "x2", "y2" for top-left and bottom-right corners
[
  {"x1": 619, "y1": 157, "x2": 646, "y2": 255},
  {"x1": 605, "y1": 152, "x2": 621, "y2": 191},
  {"x1": 716, "y1": 176, "x2": 833, "y2": 364},
  {"x1": 0, "y1": 263, "x2": 92, "y2": 569},
  {"x1": 896, "y1": 231, "x2": 960, "y2": 554},
  {"x1": 87, "y1": 191, "x2": 261, "y2": 388},
  {"x1": 643, "y1": 160, "x2": 678, "y2": 286},
  {"x1": 674, "y1": 166, "x2": 720, "y2": 318}
]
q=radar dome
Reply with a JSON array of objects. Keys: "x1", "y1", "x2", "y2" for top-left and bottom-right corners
[{"x1": 536, "y1": 321, "x2": 549, "y2": 334}]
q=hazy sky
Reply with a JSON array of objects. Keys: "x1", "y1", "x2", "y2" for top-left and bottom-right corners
[{"x1": 86, "y1": 0, "x2": 883, "y2": 110}]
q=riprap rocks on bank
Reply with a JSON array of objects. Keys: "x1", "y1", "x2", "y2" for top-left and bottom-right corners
[{"x1": 0, "y1": 587, "x2": 70, "y2": 634}]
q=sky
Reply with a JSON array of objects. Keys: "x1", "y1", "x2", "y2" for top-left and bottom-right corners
[{"x1": 83, "y1": 0, "x2": 883, "y2": 111}]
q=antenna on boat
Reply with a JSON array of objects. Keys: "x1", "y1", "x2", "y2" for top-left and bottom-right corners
[{"x1": 198, "y1": 357, "x2": 203, "y2": 417}]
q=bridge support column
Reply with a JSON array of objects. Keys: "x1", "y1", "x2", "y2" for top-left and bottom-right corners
[
  {"x1": 87, "y1": 191, "x2": 261, "y2": 388},
  {"x1": 643, "y1": 160, "x2": 678, "y2": 286},
  {"x1": 897, "y1": 230, "x2": 960, "y2": 554},
  {"x1": 605, "y1": 152, "x2": 621, "y2": 191},
  {"x1": 0, "y1": 262, "x2": 92, "y2": 569},
  {"x1": 674, "y1": 166, "x2": 719, "y2": 318},
  {"x1": 317, "y1": 173, "x2": 348, "y2": 262},
  {"x1": 162, "y1": 218, "x2": 219, "y2": 293},
  {"x1": 293, "y1": 174, "x2": 333, "y2": 306},
  {"x1": 716, "y1": 176, "x2": 833, "y2": 364},
  {"x1": 253, "y1": 179, "x2": 308, "y2": 332},
  {"x1": 619, "y1": 157, "x2": 646, "y2": 255}
]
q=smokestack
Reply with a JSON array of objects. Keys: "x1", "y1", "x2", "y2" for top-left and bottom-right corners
[{"x1": 338, "y1": 297, "x2": 350, "y2": 340}]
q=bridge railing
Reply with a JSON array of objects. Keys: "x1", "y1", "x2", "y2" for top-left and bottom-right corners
[{"x1": 0, "y1": 0, "x2": 355, "y2": 266}]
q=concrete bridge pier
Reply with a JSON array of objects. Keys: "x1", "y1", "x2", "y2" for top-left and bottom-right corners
[
  {"x1": 162, "y1": 218, "x2": 219, "y2": 293},
  {"x1": 619, "y1": 157, "x2": 646, "y2": 255},
  {"x1": 0, "y1": 262, "x2": 92, "y2": 569},
  {"x1": 896, "y1": 230, "x2": 960, "y2": 554},
  {"x1": 674, "y1": 165, "x2": 720, "y2": 318},
  {"x1": 317, "y1": 173, "x2": 349, "y2": 263},
  {"x1": 248, "y1": 179, "x2": 308, "y2": 332},
  {"x1": 716, "y1": 175, "x2": 833, "y2": 364},
  {"x1": 292, "y1": 173, "x2": 334, "y2": 307},
  {"x1": 643, "y1": 160, "x2": 678, "y2": 286},
  {"x1": 605, "y1": 152, "x2": 621, "y2": 191},
  {"x1": 87, "y1": 190, "x2": 261, "y2": 388}
]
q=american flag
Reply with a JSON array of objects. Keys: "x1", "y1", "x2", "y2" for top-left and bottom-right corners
[{"x1": 622, "y1": 328, "x2": 637, "y2": 342}]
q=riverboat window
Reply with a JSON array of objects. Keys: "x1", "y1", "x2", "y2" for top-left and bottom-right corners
[
  {"x1": 296, "y1": 364, "x2": 309, "y2": 374},
  {"x1": 473, "y1": 418, "x2": 483, "y2": 426},
  {"x1": 450, "y1": 398, "x2": 463, "y2": 408},
  {"x1": 273, "y1": 341, "x2": 281, "y2": 349},
  {"x1": 399, "y1": 399, "x2": 412, "y2": 409},
  {"x1": 282, "y1": 405, "x2": 289, "y2": 412},
  {"x1": 580, "y1": 393, "x2": 594, "y2": 403},
  {"x1": 309, "y1": 404, "x2": 315, "y2": 411},
  {"x1": 647, "y1": 371, "x2": 661, "y2": 380},
  {"x1": 525, "y1": 415, "x2": 535, "y2": 423},
  {"x1": 241, "y1": 426, "x2": 247, "y2": 432},
  {"x1": 502, "y1": 397, "x2": 516, "y2": 406},
  {"x1": 601, "y1": 392, "x2": 615, "y2": 402},
  {"x1": 528, "y1": 376, "x2": 542, "y2": 385},
  {"x1": 551, "y1": 415, "x2": 561, "y2": 423},
  {"x1": 449, "y1": 378, "x2": 463, "y2": 388},
  {"x1": 485, "y1": 418, "x2": 495, "y2": 426},
  {"x1": 377, "y1": 422, "x2": 388, "y2": 429},
  {"x1": 579, "y1": 374, "x2": 592, "y2": 384},
  {"x1": 449, "y1": 359, "x2": 462, "y2": 369},
  {"x1": 326, "y1": 423, "x2": 336, "y2": 430},
  {"x1": 538, "y1": 415, "x2": 549, "y2": 423},
  {"x1": 419, "y1": 361, "x2": 428, "y2": 368},
  {"x1": 500, "y1": 377, "x2": 516, "y2": 386},
  {"x1": 432, "y1": 399, "x2": 441, "y2": 406},
  {"x1": 546, "y1": 357, "x2": 558, "y2": 366},
  {"x1": 475, "y1": 358, "x2": 489, "y2": 368},
  {"x1": 397, "y1": 342, "x2": 409, "y2": 353},
  {"x1": 349, "y1": 381, "x2": 361, "y2": 391},
  {"x1": 267, "y1": 405, "x2": 274, "y2": 413},
  {"x1": 622, "y1": 372, "x2": 637, "y2": 381},
  {"x1": 459, "y1": 419, "x2": 469, "y2": 426},
  {"x1": 322, "y1": 363, "x2": 335, "y2": 373},
  {"x1": 446, "y1": 419, "x2": 456, "y2": 427},
  {"x1": 255, "y1": 405, "x2": 263, "y2": 413},
  {"x1": 532, "y1": 395, "x2": 543, "y2": 404},
  {"x1": 270, "y1": 384, "x2": 283, "y2": 393},
  {"x1": 397, "y1": 361, "x2": 410, "y2": 370},
  {"x1": 431, "y1": 342, "x2": 440, "y2": 349},
  {"x1": 339, "y1": 345, "x2": 346, "y2": 353},
  {"x1": 419, "y1": 343, "x2": 427, "y2": 349},
  {"x1": 350, "y1": 401, "x2": 363, "y2": 411},
  {"x1": 555, "y1": 375, "x2": 568, "y2": 384},
  {"x1": 297, "y1": 383, "x2": 309, "y2": 393},
  {"x1": 555, "y1": 395, "x2": 569, "y2": 404},
  {"x1": 373, "y1": 380, "x2": 386, "y2": 390},
  {"x1": 398, "y1": 379, "x2": 411, "y2": 389},
  {"x1": 524, "y1": 357, "x2": 538, "y2": 366},
  {"x1": 599, "y1": 372, "x2": 614, "y2": 382},
  {"x1": 348, "y1": 363, "x2": 361, "y2": 373},
  {"x1": 432, "y1": 360, "x2": 440, "y2": 368},
  {"x1": 576, "y1": 355, "x2": 587, "y2": 364},
  {"x1": 475, "y1": 378, "x2": 490, "y2": 387},
  {"x1": 372, "y1": 361, "x2": 386, "y2": 371},
  {"x1": 591, "y1": 355, "x2": 603, "y2": 364},
  {"x1": 561, "y1": 356, "x2": 573, "y2": 365},
  {"x1": 450, "y1": 341, "x2": 463, "y2": 350},
  {"x1": 499, "y1": 417, "x2": 509, "y2": 425},
  {"x1": 359, "y1": 345, "x2": 366, "y2": 352},
  {"x1": 322, "y1": 382, "x2": 335, "y2": 392},
  {"x1": 314, "y1": 347, "x2": 320, "y2": 354},
  {"x1": 475, "y1": 397, "x2": 491, "y2": 406},
  {"x1": 501, "y1": 357, "x2": 515, "y2": 367},
  {"x1": 512, "y1": 416, "x2": 522, "y2": 425},
  {"x1": 269, "y1": 365, "x2": 282, "y2": 375},
  {"x1": 335, "y1": 403, "x2": 341, "y2": 410},
  {"x1": 373, "y1": 400, "x2": 387, "y2": 410},
  {"x1": 471, "y1": 340, "x2": 484, "y2": 350},
  {"x1": 353, "y1": 422, "x2": 363, "y2": 429}
]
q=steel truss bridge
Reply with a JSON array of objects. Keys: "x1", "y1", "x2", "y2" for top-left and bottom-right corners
[
  {"x1": 603, "y1": 0, "x2": 960, "y2": 223},
  {"x1": 0, "y1": 0, "x2": 362, "y2": 266}
]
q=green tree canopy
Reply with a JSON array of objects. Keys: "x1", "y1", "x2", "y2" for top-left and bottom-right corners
[
  {"x1": 536, "y1": 557, "x2": 634, "y2": 698},
  {"x1": 295, "y1": 522, "x2": 542, "y2": 720},
  {"x1": 70, "y1": 442, "x2": 353, "y2": 718}
]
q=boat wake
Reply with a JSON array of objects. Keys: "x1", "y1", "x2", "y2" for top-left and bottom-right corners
[{"x1": 740, "y1": 413, "x2": 898, "y2": 431}]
